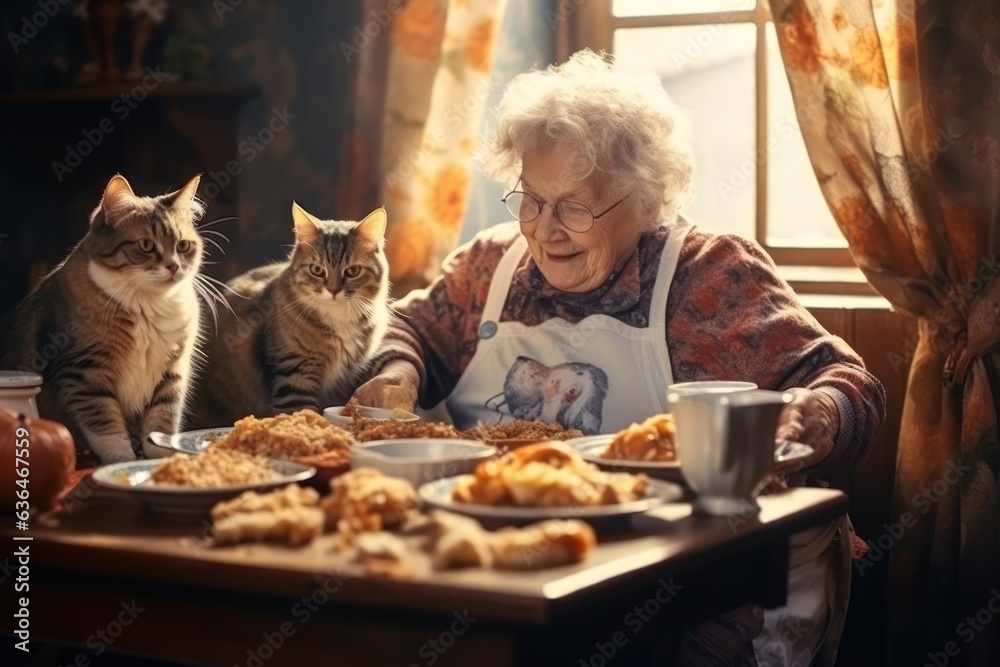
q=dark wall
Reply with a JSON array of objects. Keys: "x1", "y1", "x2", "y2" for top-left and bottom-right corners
[{"x1": 0, "y1": 0, "x2": 365, "y2": 315}]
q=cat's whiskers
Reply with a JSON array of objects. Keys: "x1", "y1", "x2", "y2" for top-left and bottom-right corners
[
  {"x1": 194, "y1": 274, "x2": 240, "y2": 322},
  {"x1": 389, "y1": 302, "x2": 414, "y2": 319},
  {"x1": 345, "y1": 299, "x2": 360, "y2": 323},
  {"x1": 199, "y1": 229, "x2": 230, "y2": 242},
  {"x1": 197, "y1": 228, "x2": 230, "y2": 256},
  {"x1": 192, "y1": 273, "x2": 236, "y2": 331},
  {"x1": 198, "y1": 273, "x2": 241, "y2": 298},
  {"x1": 199, "y1": 235, "x2": 227, "y2": 258},
  {"x1": 193, "y1": 280, "x2": 221, "y2": 331},
  {"x1": 196, "y1": 216, "x2": 238, "y2": 230},
  {"x1": 350, "y1": 295, "x2": 377, "y2": 319}
]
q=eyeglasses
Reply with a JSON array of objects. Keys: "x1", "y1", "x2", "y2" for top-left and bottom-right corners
[{"x1": 501, "y1": 179, "x2": 630, "y2": 233}]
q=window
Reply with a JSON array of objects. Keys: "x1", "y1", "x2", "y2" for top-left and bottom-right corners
[{"x1": 558, "y1": 0, "x2": 875, "y2": 295}]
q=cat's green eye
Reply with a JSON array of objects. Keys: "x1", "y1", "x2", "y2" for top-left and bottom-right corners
[
  {"x1": 344, "y1": 265, "x2": 362, "y2": 278},
  {"x1": 137, "y1": 238, "x2": 155, "y2": 253},
  {"x1": 177, "y1": 240, "x2": 192, "y2": 253},
  {"x1": 309, "y1": 264, "x2": 325, "y2": 277}
]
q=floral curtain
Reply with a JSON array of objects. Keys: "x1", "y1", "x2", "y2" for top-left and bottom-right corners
[
  {"x1": 769, "y1": 0, "x2": 999, "y2": 663},
  {"x1": 374, "y1": 0, "x2": 507, "y2": 296}
]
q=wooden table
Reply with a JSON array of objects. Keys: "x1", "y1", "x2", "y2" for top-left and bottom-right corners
[{"x1": 11, "y1": 487, "x2": 846, "y2": 666}]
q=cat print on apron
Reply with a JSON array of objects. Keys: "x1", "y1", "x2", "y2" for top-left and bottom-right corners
[{"x1": 445, "y1": 221, "x2": 692, "y2": 434}]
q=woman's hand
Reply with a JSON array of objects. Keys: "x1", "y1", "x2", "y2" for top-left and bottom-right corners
[
  {"x1": 775, "y1": 387, "x2": 839, "y2": 473},
  {"x1": 351, "y1": 361, "x2": 420, "y2": 411}
]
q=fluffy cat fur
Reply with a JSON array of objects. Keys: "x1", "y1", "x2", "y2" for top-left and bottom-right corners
[
  {"x1": 190, "y1": 204, "x2": 391, "y2": 426},
  {"x1": 0, "y1": 174, "x2": 206, "y2": 464}
]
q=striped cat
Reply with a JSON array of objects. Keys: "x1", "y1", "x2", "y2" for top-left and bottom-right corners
[
  {"x1": 0, "y1": 174, "x2": 206, "y2": 464},
  {"x1": 190, "y1": 204, "x2": 391, "y2": 426}
]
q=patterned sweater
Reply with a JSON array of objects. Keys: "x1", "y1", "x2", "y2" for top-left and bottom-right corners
[{"x1": 375, "y1": 221, "x2": 886, "y2": 479}]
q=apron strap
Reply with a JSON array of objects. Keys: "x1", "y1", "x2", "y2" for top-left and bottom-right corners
[
  {"x1": 649, "y1": 218, "x2": 694, "y2": 329},
  {"x1": 481, "y1": 235, "x2": 528, "y2": 325},
  {"x1": 483, "y1": 221, "x2": 692, "y2": 330}
]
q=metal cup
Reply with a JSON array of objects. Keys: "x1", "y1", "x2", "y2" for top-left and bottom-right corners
[{"x1": 667, "y1": 389, "x2": 791, "y2": 516}]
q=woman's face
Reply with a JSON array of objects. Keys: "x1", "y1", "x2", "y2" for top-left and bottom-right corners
[{"x1": 518, "y1": 145, "x2": 643, "y2": 293}]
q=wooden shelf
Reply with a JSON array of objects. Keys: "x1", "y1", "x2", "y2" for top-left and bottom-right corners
[{"x1": 0, "y1": 83, "x2": 259, "y2": 106}]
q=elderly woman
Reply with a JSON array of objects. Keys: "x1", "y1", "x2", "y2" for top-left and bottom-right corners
[{"x1": 354, "y1": 51, "x2": 885, "y2": 665}]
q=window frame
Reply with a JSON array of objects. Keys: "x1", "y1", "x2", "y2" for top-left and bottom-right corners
[{"x1": 555, "y1": 0, "x2": 861, "y2": 274}]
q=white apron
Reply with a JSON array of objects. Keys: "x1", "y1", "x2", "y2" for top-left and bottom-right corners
[
  {"x1": 438, "y1": 222, "x2": 848, "y2": 666},
  {"x1": 443, "y1": 221, "x2": 691, "y2": 434},
  {"x1": 752, "y1": 514, "x2": 852, "y2": 667}
]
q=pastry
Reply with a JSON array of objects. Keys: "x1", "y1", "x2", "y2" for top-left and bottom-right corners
[
  {"x1": 453, "y1": 441, "x2": 648, "y2": 508},
  {"x1": 602, "y1": 414, "x2": 677, "y2": 462}
]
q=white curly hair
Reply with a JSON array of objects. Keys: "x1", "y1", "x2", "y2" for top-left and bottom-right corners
[{"x1": 481, "y1": 49, "x2": 695, "y2": 228}]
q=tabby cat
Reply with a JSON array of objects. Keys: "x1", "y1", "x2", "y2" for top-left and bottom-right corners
[
  {"x1": 0, "y1": 174, "x2": 205, "y2": 464},
  {"x1": 190, "y1": 204, "x2": 391, "y2": 426}
]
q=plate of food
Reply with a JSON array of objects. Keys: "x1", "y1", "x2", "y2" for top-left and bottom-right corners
[
  {"x1": 570, "y1": 414, "x2": 815, "y2": 484},
  {"x1": 463, "y1": 420, "x2": 585, "y2": 452},
  {"x1": 146, "y1": 410, "x2": 355, "y2": 485},
  {"x1": 92, "y1": 449, "x2": 316, "y2": 515},
  {"x1": 569, "y1": 415, "x2": 683, "y2": 483},
  {"x1": 418, "y1": 441, "x2": 683, "y2": 529}
]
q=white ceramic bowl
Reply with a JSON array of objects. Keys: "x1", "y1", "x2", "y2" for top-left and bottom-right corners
[
  {"x1": 349, "y1": 439, "x2": 496, "y2": 486},
  {"x1": 323, "y1": 405, "x2": 419, "y2": 427}
]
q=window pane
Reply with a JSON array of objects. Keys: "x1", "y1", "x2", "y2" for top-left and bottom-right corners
[
  {"x1": 766, "y1": 24, "x2": 846, "y2": 247},
  {"x1": 614, "y1": 25, "x2": 756, "y2": 239},
  {"x1": 613, "y1": 0, "x2": 755, "y2": 17}
]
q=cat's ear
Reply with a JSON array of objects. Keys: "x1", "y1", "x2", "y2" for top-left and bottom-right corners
[
  {"x1": 354, "y1": 206, "x2": 387, "y2": 245},
  {"x1": 95, "y1": 174, "x2": 137, "y2": 228},
  {"x1": 291, "y1": 201, "x2": 322, "y2": 244},
  {"x1": 162, "y1": 174, "x2": 204, "y2": 221}
]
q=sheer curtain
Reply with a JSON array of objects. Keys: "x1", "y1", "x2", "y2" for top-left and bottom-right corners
[{"x1": 768, "y1": 0, "x2": 1000, "y2": 662}]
